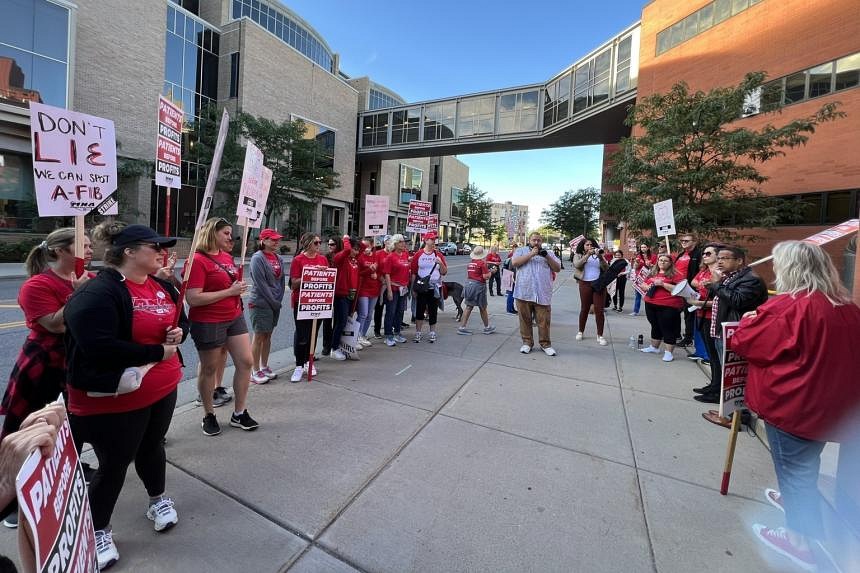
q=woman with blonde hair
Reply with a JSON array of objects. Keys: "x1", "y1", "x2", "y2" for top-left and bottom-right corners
[
  {"x1": 382, "y1": 234, "x2": 410, "y2": 346},
  {"x1": 732, "y1": 241, "x2": 860, "y2": 571},
  {"x1": 639, "y1": 253, "x2": 685, "y2": 361},
  {"x1": 287, "y1": 232, "x2": 329, "y2": 382},
  {"x1": 186, "y1": 217, "x2": 257, "y2": 436}
]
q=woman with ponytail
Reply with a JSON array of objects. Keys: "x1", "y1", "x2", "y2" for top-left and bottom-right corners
[{"x1": 0, "y1": 228, "x2": 93, "y2": 528}]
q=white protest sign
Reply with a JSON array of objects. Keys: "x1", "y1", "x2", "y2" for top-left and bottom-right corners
[
  {"x1": 297, "y1": 267, "x2": 337, "y2": 320},
  {"x1": 365, "y1": 195, "x2": 389, "y2": 236},
  {"x1": 236, "y1": 142, "x2": 264, "y2": 219},
  {"x1": 29, "y1": 102, "x2": 118, "y2": 216},
  {"x1": 242, "y1": 166, "x2": 272, "y2": 229},
  {"x1": 155, "y1": 96, "x2": 183, "y2": 188},
  {"x1": 193, "y1": 108, "x2": 230, "y2": 230},
  {"x1": 653, "y1": 199, "x2": 676, "y2": 237}
]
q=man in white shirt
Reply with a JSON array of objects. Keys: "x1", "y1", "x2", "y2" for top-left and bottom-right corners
[{"x1": 511, "y1": 232, "x2": 561, "y2": 356}]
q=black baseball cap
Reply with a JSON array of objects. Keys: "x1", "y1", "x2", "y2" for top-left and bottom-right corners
[{"x1": 113, "y1": 224, "x2": 178, "y2": 248}]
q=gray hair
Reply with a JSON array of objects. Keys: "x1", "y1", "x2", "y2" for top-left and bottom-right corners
[{"x1": 772, "y1": 241, "x2": 850, "y2": 305}]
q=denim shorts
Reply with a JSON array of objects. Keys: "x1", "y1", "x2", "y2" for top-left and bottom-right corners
[
  {"x1": 190, "y1": 315, "x2": 248, "y2": 350},
  {"x1": 249, "y1": 305, "x2": 280, "y2": 333}
]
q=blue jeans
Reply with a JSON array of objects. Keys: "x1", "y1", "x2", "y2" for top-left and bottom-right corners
[
  {"x1": 383, "y1": 290, "x2": 406, "y2": 336},
  {"x1": 331, "y1": 296, "x2": 351, "y2": 348},
  {"x1": 633, "y1": 291, "x2": 643, "y2": 314},
  {"x1": 692, "y1": 315, "x2": 710, "y2": 360},
  {"x1": 765, "y1": 423, "x2": 825, "y2": 538},
  {"x1": 357, "y1": 296, "x2": 378, "y2": 337},
  {"x1": 506, "y1": 290, "x2": 515, "y2": 313}
]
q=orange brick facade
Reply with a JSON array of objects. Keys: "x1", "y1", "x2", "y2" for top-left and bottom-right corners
[{"x1": 608, "y1": 0, "x2": 860, "y2": 299}]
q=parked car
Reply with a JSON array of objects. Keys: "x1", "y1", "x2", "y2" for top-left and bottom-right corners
[
  {"x1": 438, "y1": 242, "x2": 457, "y2": 256},
  {"x1": 462, "y1": 244, "x2": 472, "y2": 255}
]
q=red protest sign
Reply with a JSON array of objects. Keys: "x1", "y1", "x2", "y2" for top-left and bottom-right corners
[
  {"x1": 406, "y1": 200, "x2": 434, "y2": 233},
  {"x1": 155, "y1": 96, "x2": 183, "y2": 189},
  {"x1": 719, "y1": 322, "x2": 747, "y2": 418},
  {"x1": 803, "y1": 218, "x2": 858, "y2": 246},
  {"x1": 16, "y1": 419, "x2": 97, "y2": 572},
  {"x1": 297, "y1": 267, "x2": 337, "y2": 320}
]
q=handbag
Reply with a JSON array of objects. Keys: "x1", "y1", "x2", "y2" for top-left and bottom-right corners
[{"x1": 413, "y1": 261, "x2": 438, "y2": 294}]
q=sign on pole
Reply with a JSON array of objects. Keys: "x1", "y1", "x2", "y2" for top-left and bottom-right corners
[
  {"x1": 749, "y1": 218, "x2": 860, "y2": 267},
  {"x1": 193, "y1": 108, "x2": 230, "y2": 230},
  {"x1": 364, "y1": 195, "x2": 389, "y2": 236},
  {"x1": 155, "y1": 96, "x2": 183, "y2": 188},
  {"x1": 242, "y1": 166, "x2": 272, "y2": 229},
  {"x1": 653, "y1": 199, "x2": 676, "y2": 238},
  {"x1": 719, "y1": 322, "x2": 747, "y2": 418},
  {"x1": 568, "y1": 235, "x2": 585, "y2": 251},
  {"x1": 236, "y1": 142, "x2": 264, "y2": 220},
  {"x1": 29, "y1": 102, "x2": 118, "y2": 216},
  {"x1": 16, "y1": 417, "x2": 97, "y2": 572},
  {"x1": 297, "y1": 267, "x2": 337, "y2": 320},
  {"x1": 405, "y1": 199, "x2": 433, "y2": 233}
]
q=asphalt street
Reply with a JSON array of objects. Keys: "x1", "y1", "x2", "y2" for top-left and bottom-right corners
[{"x1": 0, "y1": 255, "x2": 474, "y2": 401}]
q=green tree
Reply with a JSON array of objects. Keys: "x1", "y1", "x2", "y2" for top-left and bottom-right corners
[
  {"x1": 456, "y1": 183, "x2": 493, "y2": 242},
  {"x1": 493, "y1": 223, "x2": 507, "y2": 244},
  {"x1": 540, "y1": 187, "x2": 601, "y2": 239},
  {"x1": 602, "y1": 72, "x2": 844, "y2": 241},
  {"x1": 195, "y1": 107, "x2": 339, "y2": 237}
]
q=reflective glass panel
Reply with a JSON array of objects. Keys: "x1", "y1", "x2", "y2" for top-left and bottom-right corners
[
  {"x1": 184, "y1": 40, "x2": 198, "y2": 89},
  {"x1": 165, "y1": 32, "x2": 183, "y2": 85},
  {"x1": 0, "y1": 0, "x2": 35, "y2": 52},
  {"x1": 714, "y1": 0, "x2": 731, "y2": 23},
  {"x1": 31, "y1": 55, "x2": 65, "y2": 107},
  {"x1": 698, "y1": 4, "x2": 714, "y2": 31},
  {"x1": 784, "y1": 72, "x2": 806, "y2": 104},
  {"x1": 825, "y1": 191, "x2": 852, "y2": 223},
  {"x1": 0, "y1": 44, "x2": 35, "y2": 107},
  {"x1": 808, "y1": 63, "x2": 833, "y2": 98},
  {"x1": 835, "y1": 53, "x2": 860, "y2": 91}
]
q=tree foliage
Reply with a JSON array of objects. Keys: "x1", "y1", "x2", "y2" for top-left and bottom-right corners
[
  {"x1": 540, "y1": 187, "x2": 601, "y2": 239},
  {"x1": 602, "y1": 72, "x2": 844, "y2": 241},
  {"x1": 457, "y1": 183, "x2": 494, "y2": 242},
  {"x1": 195, "y1": 107, "x2": 338, "y2": 231}
]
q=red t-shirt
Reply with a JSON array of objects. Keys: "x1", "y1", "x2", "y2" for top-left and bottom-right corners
[
  {"x1": 643, "y1": 272, "x2": 685, "y2": 309},
  {"x1": 635, "y1": 253, "x2": 657, "y2": 270},
  {"x1": 263, "y1": 251, "x2": 282, "y2": 278},
  {"x1": 68, "y1": 277, "x2": 181, "y2": 415},
  {"x1": 333, "y1": 249, "x2": 360, "y2": 296},
  {"x1": 289, "y1": 252, "x2": 329, "y2": 308},
  {"x1": 187, "y1": 251, "x2": 242, "y2": 323},
  {"x1": 383, "y1": 250, "x2": 411, "y2": 287},
  {"x1": 467, "y1": 259, "x2": 490, "y2": 283},
  {"x1": 485, "y1": 252, "x2": 502, "y2": 271},
  {"x1": 675, "y1": 250, "x2": 691, "y2": 279},
  {"x1": 358, "y1": 251, "x2": 382, "y2": 297},
  {"x1": 19, "y1": 269, "x2": 94, "y2": 342},
  {"x1": 692, "y1": 268, "x2": 713, "y2": 319}
]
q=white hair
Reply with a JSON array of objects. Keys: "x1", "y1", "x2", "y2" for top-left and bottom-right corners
[{"x1": 772, "y1": 241, "x2": 851, "y2": 306}]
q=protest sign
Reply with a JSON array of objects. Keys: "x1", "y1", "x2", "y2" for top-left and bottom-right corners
[
  {"x1": 750, "y1": 219, "x2": 860, "y2": 267},
  {"x1": 297, "y1": 267, "x2": 337, "y2": 320},
  {"x1": 568, "y1": 235, "x2": 585, "y2": 250},
  {"x1": 631, "y1": 266, "x2": 650, "y2": 296},
  {"x1": 29, "y1": 102, "x2": 117, "y2": 216},
  {"x1": 719, "y1": 322, "x2": 747, "y2": 418},
  {"x1": 16, "y1": 418, "x2": 97, "y2": 573},
  {"x1": 155, "y1": 96, "x2": 183, "y2": 188},
  {"x1": 653, "y1": 199, "x2": 676, "y2": 238},
  {"x1": 428, "y1": 214, "x2": 439, "y2": 232},
  {"x1": 501, "y1": 268, "x2": 514, "y2": 292},
  {"x1": 365, "y1": 195, "x2": 389, "y2": 236},
  {"x1": 236, "y1": 142, "x2": 264, "y2": 220},
  {"x1": 405, "y1": 200, "x2": 434, "y2": 233},
  {"x1": 242, "y1": 166, "x2": 272, "y2": 230}
]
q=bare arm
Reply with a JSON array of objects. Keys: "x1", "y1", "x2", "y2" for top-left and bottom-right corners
[{"x1": 185, "y1": 283, "x2": 244, "y2": 307}]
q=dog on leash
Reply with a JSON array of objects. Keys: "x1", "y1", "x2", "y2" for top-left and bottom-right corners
[{"x1": 443, "y1": 281, "x2": 464, "y2": 321}]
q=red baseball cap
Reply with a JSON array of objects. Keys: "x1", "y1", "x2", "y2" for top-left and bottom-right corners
[
  {"x1": 259, "y1": 228, "x2": 283, "y2": 241},
  {"x1": 423, "y1": 231, "x2": 438, "y2": 240}
]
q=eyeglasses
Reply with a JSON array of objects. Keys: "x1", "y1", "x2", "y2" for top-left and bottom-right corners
[
  {"x1": 703, "y1": 251, "x2": 716, "y2": 256},
  {"x1": 717, "y1": 256, "x2": 737, "y2": 261},
  {"x1": 680, "y1": 239, "x2": 692, "y2": 243}
]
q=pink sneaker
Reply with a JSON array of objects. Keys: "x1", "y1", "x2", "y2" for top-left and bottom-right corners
[
  {"x1": 752, "y1": 524, "x2": 816, "y2": 571},
  {"x1": 262, "y1": 366, "x2": 277, "y2": 380},
  {"x1": 765, "y1": 488, "x2": 784, "y2": 513}
]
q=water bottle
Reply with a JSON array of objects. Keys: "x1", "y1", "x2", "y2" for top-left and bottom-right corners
[
  {"x1": 637, "y1": 334, "x2": 644, "y2": 349},
  {"x1": 628, "y1": 335, "x2": 636, "y2": 349}
]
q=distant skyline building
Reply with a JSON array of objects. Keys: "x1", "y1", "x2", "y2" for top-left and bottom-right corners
[{"x1": 491, "y1": 201, "x2": 529, "y2": 244}]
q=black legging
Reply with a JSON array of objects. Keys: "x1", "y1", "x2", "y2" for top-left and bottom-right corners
[
  {"x1": 700, "y1": 316, "x2": 721, "y2": 391},
  {"x1": 293, "y1": 306, "x2": 318, "y2": 366},
  {"x1": 69, "y1": 389, "x2": 177, "y2": 531},
  {"x1": 414, "y1": 290, "x2": 438, "y2": 325},
  {"x1": 489, "y1": 270, "x2": 502, "y2": 295},
  {"x1": 644, "y1": 302, "x2": 682, "y2": 345},
  {"x1": 613, "y1": 276, "x2": 627, "y2": 310},
  {"x1": 373, "y1": 296, "x2": 384, "y2": 335}
]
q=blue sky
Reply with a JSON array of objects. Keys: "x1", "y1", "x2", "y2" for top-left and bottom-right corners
[{"x1": 282, "y1": 0, "x2": 646, "y2": 227}]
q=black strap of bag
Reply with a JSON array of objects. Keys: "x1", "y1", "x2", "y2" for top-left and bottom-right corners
[{"x1": 414, "y1": 261, "x2": 439, "y2": 293}]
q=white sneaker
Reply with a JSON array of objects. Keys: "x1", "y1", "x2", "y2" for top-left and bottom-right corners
[
  {"x1": 250, "y1": 370, "x2": 269, "y2": 384},
  {"x1": 359, "y1": 336, "x2": 372, "y2": 347},
  {"x1": 332, "y1": 349, "x2": 347, "y2": 361},
  {"x1": 542, "y1": 346, "x2": 557, "y2": 356},
  {"x1": 662, "y1": 351, "x2": 674, "y2": 362},
  {"x1": 597, "y1": 336, "x2": 608, "y2": 346},
  {"x1": 640, "y1": 346, "x2": 660, "y2": 354},
  {"x1": 575, "y1": 332, "x2": 584, "y2": 341},
  {"x1": 355, "y1": 340, "x2": 364, "y2": 350},
  {"x1": 428, "y1": 331, "x2": 437, "y2": 343},
  {"x1": 290, "y1": 366, "x2": 304, "y2": 382},
  {"x1": 146, "y1": 496, "x2": 178, "y2": 532},
  {"x1": 95, "y1": 528, "x2": 119, "y2": 569},
  {"x1": 519, "y1": 345, "x2": 531, "y2": 354},
  {"x1": 303, "y1": 362, "x2": 318, "y2": 376},
  {"x1": 414, "y1": 332, "x2": 422, "y2": 343}
]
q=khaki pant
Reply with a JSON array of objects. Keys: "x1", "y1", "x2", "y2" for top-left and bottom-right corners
[{"x1": 515, "y1": 299, "x2": 552, "y2": 349}]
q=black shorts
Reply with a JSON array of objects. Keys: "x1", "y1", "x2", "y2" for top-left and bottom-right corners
[{"x1": 190, "y1": 315, "x2": 249, "y2": 351}]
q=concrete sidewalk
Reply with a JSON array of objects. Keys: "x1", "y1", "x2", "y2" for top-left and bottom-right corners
[{"x1": 0, "y1": 273, "x2": 844, "y2": 572}]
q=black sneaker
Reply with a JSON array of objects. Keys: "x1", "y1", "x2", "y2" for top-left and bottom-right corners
[
  {"x1": 2, "y1": 513, "x2": 18, "y2": 529},
  {"x1": 677, "y1": 338, "x2": 693, "y2": 347},
  {"x1": 201, "y1": 413, "x2": 221, "y2": 436},
  {"x1": 213, "y1": 387, "x2": 232, "y2": 407},
  {"x1": 229, "y1": 410, "x2": 259, "y2": 431},
  {"x1": 82, "y1": 462, "x2": 97, "y2": 485},
  {"x1": 322, "y1": 347, "x2": 331, "y2": 357}
]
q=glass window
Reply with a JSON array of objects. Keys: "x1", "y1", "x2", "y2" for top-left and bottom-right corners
[
  {"x1": 698, "y1": 4, "x2": 714, "y2": 31},
  {"x1": 232, "y1": 0, "x2": 240, "y2": 19},
  {"x1": 183, "y1": 40, "x2": 198, "y2": 89},
  {"x1": 714, "y1": 0, "x2": 731, "y2": 23},
  {"x1": 669, "y1": 21, "x2": 684, "y2": 47},
  {"x1": 0, "y1": 152, "x2": 38, "y2": 232},
  {"x1": 229, "y1": 52, "x2": 240, "y2": 98},
  {"x1": 732, "y1": 0, "x2": 749, "y2": 16},
  {"x1": 0, "y1": 44, "x2": 33, "y2": 106},
  {"x1": 784, "y1": 72, "x2": 806, "y2": 104},
  {"x1": 33, "y1": 0, "x2": 69, "y2": 61},
  {"x1": 451, "y1": 187, "x2": 462, "y2": 218},
  {"x1": 760, "y1": 79, "x2": 782, "y2": 112},
  {"x1": 683, "y1": 13, "x2": 698, "y2": 41},
  {"x1": 825, "y1": 191, "x2": 853, "y2": 223},
  {"x1": 459, "y1": 95, "x2": 495, "y2": 136},
  {"x1": 808, "y1": 63, "x2": 833, "y2": 98},
  {"x1": 656, "y1": 30, "x2": 669, "y2": 55},
  {"x1": 799, "y1": 194, "x2": 823, "y2": 225},
  {"x1": 835, "y1": 53, "x2": 860, "y2": 91},
  {"x1": 392, "y1": 108, "x2": 420, "y2": 144},
  {"x1": 0, "y1": 0, "x2": 35, "y2": 52},
  {"x1": 361, "y1": 113, "x2": 388, "y2": 147},
  {"x1": 165, "y1": 32, "x2": 183, "y2": 85},
  {"x1": 31, "y1": 55, "x2": 66, "y2": 107},
  {"x1": 399, "y1": 165, "x2": 422, "y2": 205}
]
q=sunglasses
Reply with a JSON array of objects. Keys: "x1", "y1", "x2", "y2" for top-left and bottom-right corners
[
  {"x1": 313, "y1": 240, "x2": 322, "y2": 245},
  {"x1": 141, "y1": 243, "x2": 167, "y2": 251},
  {"x1": 703, "y1": 251, "x2": 716, "y2": 256}
]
